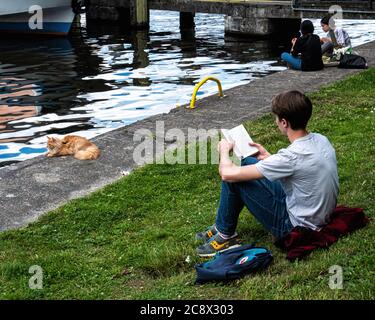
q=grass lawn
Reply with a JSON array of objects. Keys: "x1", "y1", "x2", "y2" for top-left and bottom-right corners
[{"x1": 0, "y1": 68, "x2": 374, "y2": 300}]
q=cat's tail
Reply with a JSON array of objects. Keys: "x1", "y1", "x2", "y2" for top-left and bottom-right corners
[{"x1": 74, "y1": 146, "x2": 100, "y2": 160}]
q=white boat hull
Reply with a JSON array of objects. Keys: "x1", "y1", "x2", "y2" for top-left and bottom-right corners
[{"x1": 0, "y1": 1, "x2": 76, "y2": 35}]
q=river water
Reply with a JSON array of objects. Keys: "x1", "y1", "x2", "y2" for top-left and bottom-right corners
[{"x1": 0, "y1": 11, "x2": 374, "y2": 167}]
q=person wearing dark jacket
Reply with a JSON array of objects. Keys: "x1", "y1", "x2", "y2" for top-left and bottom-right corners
[{"x1": 281, "y1": 20, "x2": 324, "y2": 71}]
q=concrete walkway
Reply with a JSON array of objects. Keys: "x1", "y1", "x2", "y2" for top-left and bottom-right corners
[{"x1": 1, "y1": 41, "x2": 374, "y2": 231}]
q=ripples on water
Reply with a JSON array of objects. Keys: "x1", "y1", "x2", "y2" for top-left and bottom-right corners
[{"x1": 0, "y1": 11, "x2": 374, "y2": 166}]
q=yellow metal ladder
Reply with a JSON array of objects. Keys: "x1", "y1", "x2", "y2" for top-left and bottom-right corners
[{"x1": 189, "y1": 76, "x2": 225, "y2": 109}]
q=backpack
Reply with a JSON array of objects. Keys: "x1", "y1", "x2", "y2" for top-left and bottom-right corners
[
  {"x1": 195, "y1": 244, "x2": 273, "y2": 284},
  {"x1": 338, "y1": 54, "x2": 368, "y2": 69}
]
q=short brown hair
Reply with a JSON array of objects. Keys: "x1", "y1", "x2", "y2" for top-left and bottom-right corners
[{"x1": 271, "y1": 91, "x2": 312, "y2": 130}]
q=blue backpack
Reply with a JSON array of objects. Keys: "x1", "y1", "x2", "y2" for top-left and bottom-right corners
[{"x1": 195, "y1": 244, "x2": 273, "y2": 284}]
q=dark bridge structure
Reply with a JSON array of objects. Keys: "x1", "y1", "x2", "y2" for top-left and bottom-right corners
[
  {"x1": 293, "y1": 0, "x2": 374, "y2": 14},
  {"x1": 86, "y1": 0, "x2": 375, "y2": 37}
]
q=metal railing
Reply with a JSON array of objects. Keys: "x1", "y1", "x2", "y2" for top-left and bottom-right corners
[{"x1": 189, "y1": 76, "x2": 225, "y2": 109}]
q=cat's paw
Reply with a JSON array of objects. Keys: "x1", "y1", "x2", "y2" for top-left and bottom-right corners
[{"x1": 46, "y1": 153, "x2": 53, "y2": 157}]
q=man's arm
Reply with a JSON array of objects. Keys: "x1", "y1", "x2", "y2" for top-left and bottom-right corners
[
  {"x1": 335, "y1": 28, "x2": 347, "y2": 47},
  {"x1": 321, "y1": 37, "x2": 332, "y2": 43},
  {"x1": 291, "y1": 37, "x2": 303, "y2": 57},
  {"x1": 218, "y1": 140, "x2": 268, "y2": 183}
]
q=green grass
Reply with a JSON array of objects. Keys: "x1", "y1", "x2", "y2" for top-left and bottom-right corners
[{"x1": 1, "y1": 68, "x2": 374, "y2": 300}]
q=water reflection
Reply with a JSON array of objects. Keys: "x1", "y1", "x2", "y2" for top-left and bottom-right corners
[
  {"x1": 0, "y1": 11, "x2": 374, "y2": 166},
  {"x1": 0, "y1": 76, "x2": 41, "y2": 141}
]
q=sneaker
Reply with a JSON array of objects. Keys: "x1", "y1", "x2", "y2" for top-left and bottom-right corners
[
  {"x1": 323, "y1": 55, "x2": 340, "y2": 67},
  {"x1": 196, "y1": 233, "x2": 241, "y2": 258},
  {"x1": 195, "y1": 225, "x2": 218, "y2": 242}
]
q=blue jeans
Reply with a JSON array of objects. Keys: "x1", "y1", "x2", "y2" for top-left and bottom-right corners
[
  {"x1": 281, "y1": 52, "x2": 302, "y2": 70},
  {"x1": 215, "y1": 157, "x2": 293, "y2": 240}
]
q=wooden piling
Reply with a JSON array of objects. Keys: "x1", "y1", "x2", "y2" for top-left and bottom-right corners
[
  {"x1": 180, "y1": 12, "x2": 195, "y2": 30},
  {"x1": 130, "y1": 0, "x2": 149, "y2": 29}
]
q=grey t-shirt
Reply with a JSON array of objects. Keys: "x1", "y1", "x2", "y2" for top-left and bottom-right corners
[
  {"x1": 327, "y1": 28, "x2": 352, "y2": 47},
  {"x1": 255, "y1": 133, "x2": 339, "y2": 231}
]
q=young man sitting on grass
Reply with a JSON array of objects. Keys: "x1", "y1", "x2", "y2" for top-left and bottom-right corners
[{"x1": 196, "y1": 90, "x2": 339, "y2": 257}]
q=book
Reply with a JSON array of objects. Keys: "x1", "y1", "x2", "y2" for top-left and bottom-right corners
[{"x1": 221, "y1": 124, "x2": 259, "y2": 159}]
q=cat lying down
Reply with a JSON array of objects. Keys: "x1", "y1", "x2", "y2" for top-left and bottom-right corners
[{"x1": 46, "y1": 135, "x2": 100, "y2": 160}]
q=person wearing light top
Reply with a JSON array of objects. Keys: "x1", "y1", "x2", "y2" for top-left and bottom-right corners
[
  {"x1": 196, "y1": 90, "x2": 339, "y2": 257},
  {"x1": 320, "y1": 15, "x2": 352, "y2": 57}
]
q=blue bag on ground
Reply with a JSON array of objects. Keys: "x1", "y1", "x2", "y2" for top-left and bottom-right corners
[{"x1": 195, "y1": 244, "x2": 273, "y2": 284}]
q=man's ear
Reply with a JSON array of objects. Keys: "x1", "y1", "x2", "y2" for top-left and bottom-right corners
[{"x1": 280, "y1": 118, "x2": 289, "y2": 128}]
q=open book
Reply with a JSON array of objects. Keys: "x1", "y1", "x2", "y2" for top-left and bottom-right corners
[{"x1": 221, "y1": 124, "x2": 259, "y2": 159}]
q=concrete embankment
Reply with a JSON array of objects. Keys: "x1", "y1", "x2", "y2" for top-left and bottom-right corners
[{"x1": 1, "y1": 41, "x2": 374, "y2": 231}]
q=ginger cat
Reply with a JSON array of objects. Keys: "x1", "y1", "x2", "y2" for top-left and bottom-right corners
[{"x1": 46, "y1": 135, "x2": 100, "y2": 160}]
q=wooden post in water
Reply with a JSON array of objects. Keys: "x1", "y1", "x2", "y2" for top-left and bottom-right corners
[
  {"x1": 180, "y1": 12, "x2": 195, "y2": 30},
  {"x1": 130, "y1": 0, "x2": 149, "y2": 29},
  {"x1": 179, "y1": 12, "x2": 195, "y2": 40}
]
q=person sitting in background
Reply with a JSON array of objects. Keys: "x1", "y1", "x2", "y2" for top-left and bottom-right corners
[
  {"x1": 320, "y1": 15, "x2": 352, "y2": 57},
  {"x1": 281, "y1": 20, "x2": 324, "y2": 71}
]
